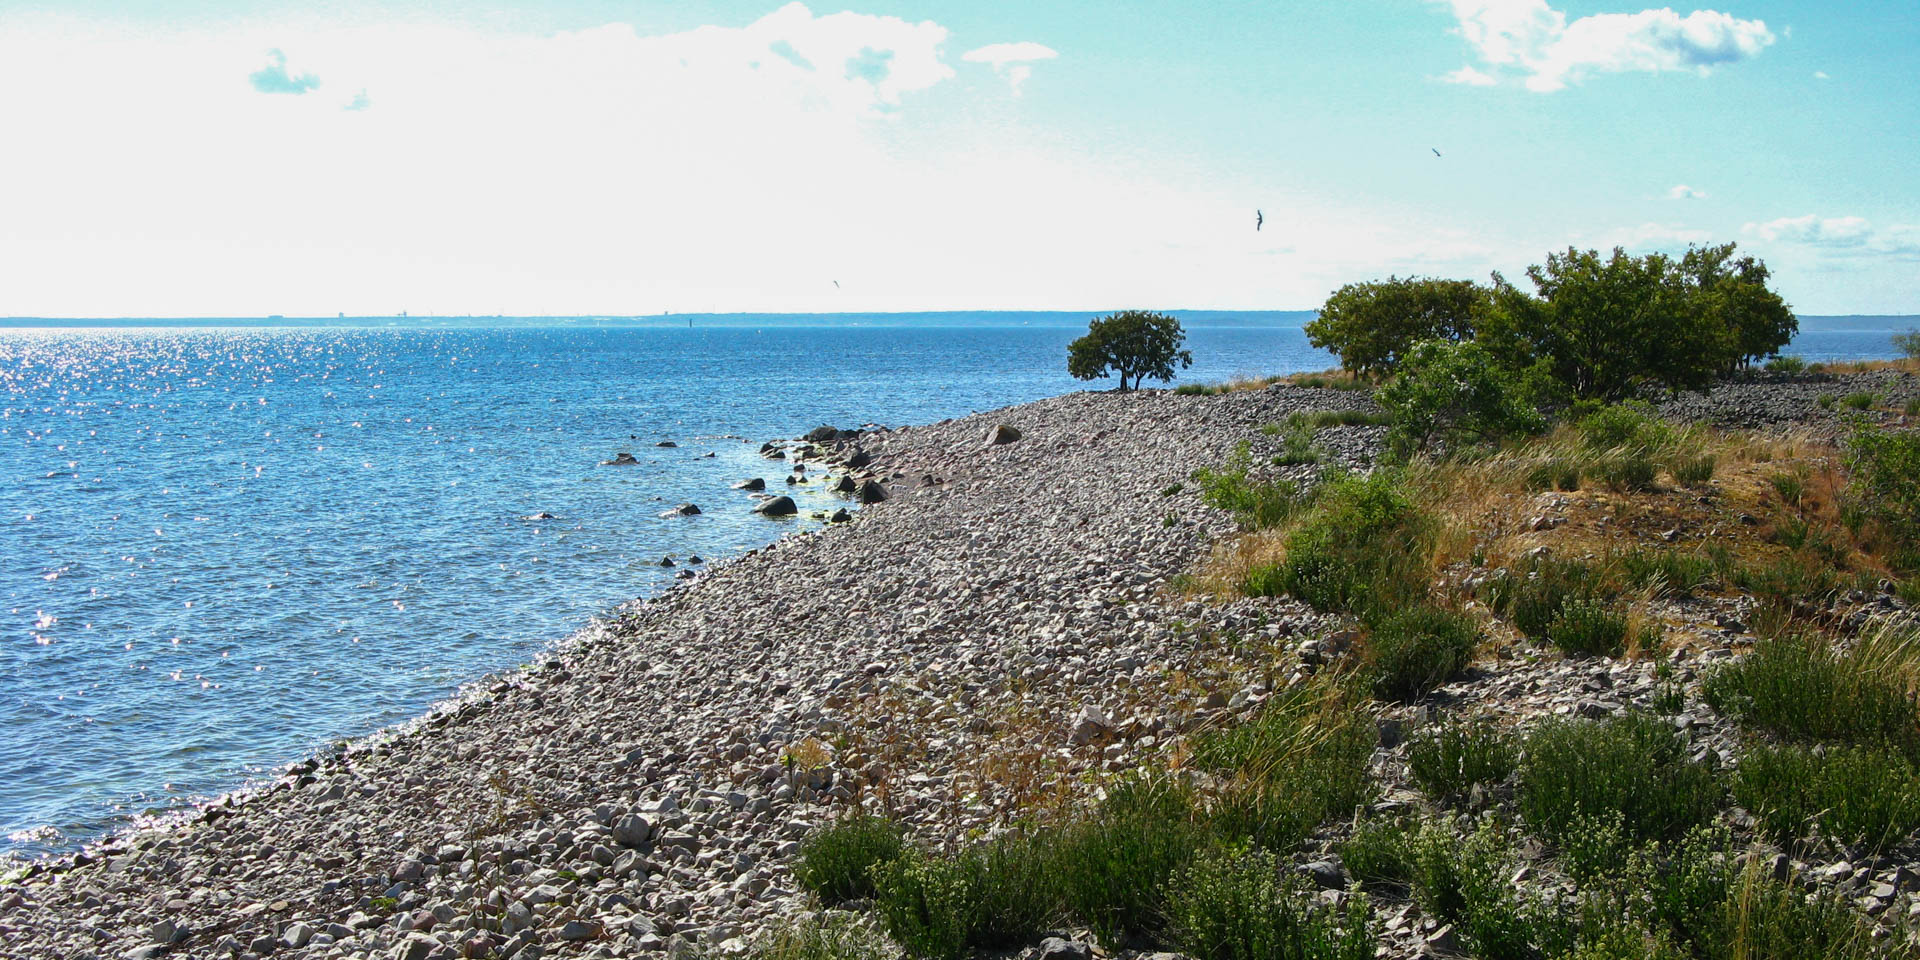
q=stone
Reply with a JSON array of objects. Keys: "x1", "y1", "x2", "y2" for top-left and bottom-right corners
[
  {"x1": 281, "y1": 922, "x2": 313, "y2": 948},
  {"x1": 831, "y1": 475, "x2": 857, "y2": 493},
  {"x1": 559, "y1": 920, "x2": 601, "y2": 941},
  {"x1": 987, "y1": 423, "x2": 1023, "y2": 445},
  {"x1": 613, "y1": 813, "x2": 655, "y2": 848},
  {"x1": 843, "y1": 449, "x2": 872, "y2": 469},
  {"x1": 394, "y1": 933, "x2": 438, "y2": 960},
  {"x1": 1036, "y1": 938, "x2": 1090, "y2": 960},
  {"x1": 804, "y1": 426, "x2": 841, "y2": 443},
  {"x1": 1298, "y1": 860, "x2": 1345, "y2": 890},
  {"x1": 602, "y1": 452, "x2": 639, "y2": 466},
  {"x1": 147, "y1": 920, "x2": 177, "y2": 945},
  {"x1": 732, "y1": 478, "x2": 766, "y2": 491},
  {"x1": 855, "y1": 479, "x2": 888, "y2": 504},
  {"x1": 830, "y1": 508, "x2": 851, "y2": 523},
  {"x1": 1068, "y1": 705, "x2": 1110, "y2": 745},
  {"x1": 656, "y1": 441, "x2": 677, "y2": 448},
  {"x1": 754, "y1": 496, "x2": 798, "y2": 517}
]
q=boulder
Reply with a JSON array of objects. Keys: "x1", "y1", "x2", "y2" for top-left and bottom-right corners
[
  {"x1": 803, "y1": 425, "x2": 841, "y2": 443},
  {"x1": 855, "y1": 479, "x2": 888, "y2": 504},
  {"x1": 602, "y1": 452, "x2": 639, "y2": 466},
  {"x1": 830, "y1": 508, "x2": 851, "y2": 523},
  {"x1": 659, "y1": 557, "x2": 675, "y2": 567},
  {"x1": 831, "y1": 475, "x2": 857, "y2": 493},
  {"x1": 843, "y1": 448, "x2": 872, "y2": 469},
  {"x1": 612, "y1": 813, "x2": 655, "y2": 848},
  {"x1": 655, "y1": 441, "x2": 677, "y2": 448},
  {"x1": 987, "y1": 423, "x2": 1022, "y2": 445},
  {"x1": 667, "y1": 503, "x2": 701, "y2": 516},
  {"x1": 755, "y1": 496, "x2": 798, "y2": 517},
  {"x1": 732, "y1": 478, "x2": 766, "y2": 491}
]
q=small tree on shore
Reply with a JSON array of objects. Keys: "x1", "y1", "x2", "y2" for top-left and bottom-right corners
[
  {"x1": 1306, "y1": 276, "x2": 1486, "y2": 377},
  {"x1": 1068, "y1": 310, "x2": 1193, "y2": 391}
]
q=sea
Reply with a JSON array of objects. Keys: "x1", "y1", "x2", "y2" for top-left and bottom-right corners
[{"x1": 0, "y1": 311, "x2": 1909, "y2": 859}]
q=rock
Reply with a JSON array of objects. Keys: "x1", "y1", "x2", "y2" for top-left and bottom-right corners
[
  {"x1": 1299, "y1": 860, "x2": 1345, "y2": 890},
  {"x1": 663, "y1": 503, "x2": 701, "y2": 517},
  {"x1": 393, "y1": 933, "x2": 438, "y2": 960},
  {"x1": 785, "y1": 475, "x2": 798, "y2": 485},
  {"x1": 804, "y1": 426, "x2": 842, "y2": 443},
  {"x1": 855, "y1": 479, "x2": 888, "y2": 504},
  {"x1": 987, "y1": 423, "x2": 1023, "y2": 445},
  {"x1": 831, "y1": 475, "x2": 857, "y2": 493},
  {"x1": 656, "y1": 440, "x2": 677, "y2": 447},
  {"x1": 281, "y1": 922, "x2": 314, "y2": 948},
  {"x1": 602, "y1": 452, "x2": 639, "y2": 466},
  {"x1": 613, "y1": 813, "x2": 655, "y2": 848},
  {"x1": 732, "y1": 478, "x2": 766, "y2": 491},
  {"x1": 843, "y1": 448, "x2": 872, "y2": 469},
  {"x1": 660, "y1": 556, "x2": 675, "y2": 567},
  {"x1": 1036, "y1": 938, "x2": 1091, "y2": 960},
  {"x1": 830, "y1": 509, "x2": 851, "y2": 523},
  {"x1": 148, "y1": 919, "x2": 178, "y2": 945},
  {"x1": 559, "y1": 920, "x2": 602, "y2": 941},
  {"x1": 755, "y1": 496, "x2": 798, "y2": 517},
  {"x1": 1068, "y1": 705, "x2": 1110, "y2": 745}
]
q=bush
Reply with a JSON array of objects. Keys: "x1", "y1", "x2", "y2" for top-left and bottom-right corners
[
  {"x1": 1519, "y1": 714, "x2": 1723, "y2": 845},
  {"x1": 1732, "y1": 742, "x2": 1920, "y2": 851},
  {"x1": 957, "y1": 831, "x2": 1060, "y2": 948},
  {"x1": 794, "y1": 815, "x2": 905, "y2": 905},
  {"x1": 1302, "y1": 408, "x2": 1393, "y2": 428},
  {"x1": 1051, "y1": 776, "x2": 1207, "y2": 946},
  {"x1": 1764, "y1": 355, "x2": 1807, "y2": 374},
  {"x1": 1407, "y1": 718, "x2": 1519, "y2": 803},
  {"x1": 1575, "y1": 401, "x2": 1675, "y2": 453},
  {"x1": 1165, "y1": 846, "x2": 1374, "y2": 960},
  {"x1": 1845, "y1": 420, "x2": 1920, "y2": 559},
  {"x1": 1671, "y1": 454, "x2": 1716, "y2": 487},
  {"x1": 1199, "y1": 682, "x2": 1378, "y2": 850},
  {"x1": 1305, "y1": 275, "x2": 1486, "y2": 377},
  {"x1": 1817, "y1": 393, "x2": 1837, "y2": 410},
  {"x1": 1173, "y1": 383, "x2": 1219, "y2": 396},
  {"x1": 1547, "y1": 599, "x2": 1629, "y2": 657},
  {"x1": 1067, "y1": 310, "x2": 1193, "y2": 391},
  {"x1": 1272, "y1": 415, "x2": 1323, "y2": 467},
  {"x1": 752, "y1": 913, "x2": 894, "y2": 960},
  {"x1": 1259, "y1": 470, "x2": 1430, "y2": 615},
  {"x1": 1593, "y1": 453, "x2": 1658, "y2": 492},
  {"x1": 1338, "y1": 818, "x2": 1415, "y2": 890},
  {"x1": 1842, "y1": 391, "x2": 1880, "y2": 411},
  {"x1": 1695, "y1": 864, "x2": 1897, "y2": 960},
  {"x1": 1194, "y1": 443, "x2": 1302, "y2": 530},
  {"x1": 871, "y1": 851, "x2": 973, "y2": 960},
  {"x1": 1897, "y1": 328, "x2": 1920, "y2": 361},
  {"x1": 1489, "y1": 556, "x2": 1606, "y2": 641},
  {"x1": 1408, "y1": 820, "x2": 1540, "y2": 960},
  {"x1": 1377, "y1": 339, "x2": 1548, "y2": 456},
  {"x1": 1700, "y1": 632, "x2": 1919, "y2": 751},
  {"x1": 1365, "y1": 603, "x2": 1477, "y2": 700}
]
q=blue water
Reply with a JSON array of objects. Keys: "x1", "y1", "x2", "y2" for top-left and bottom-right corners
[{"x1": 0, "y1": 312, "x2": 1908, "y2": 858}]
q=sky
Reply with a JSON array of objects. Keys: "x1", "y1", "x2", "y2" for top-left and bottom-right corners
[{"x1": 0, "y1": 0, "x2": 1915, "y2": 317}]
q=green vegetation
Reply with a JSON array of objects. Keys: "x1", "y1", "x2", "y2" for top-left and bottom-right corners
[
  {"x1": 1701, "y1": 631, "x2": 1919, "y2": 752},
  {"x1": 1363, "y1": 602, "x2": 1477, "y2": 700},
  {"x1": 1305, "y1": 275, "x2": 1485, "y2": 377},
  {"x1": 1842, "y1": 391, "x2": 1880, "y2": 411},
  {"x1": 1197, "y1": 680, "x2": 1378, "y2": 851},
  {"x1": 1406, "y1": 820, "x2": 1540, "y2": 960},
  {"x1": 1845, "y1": 420, "x2": 1920, "y2": 570},
  {"x1": 1066, "y1": 310, "x2": 1193, "y2": 392},
  {"x1": 1243, "y1": 469, "x2": 1429, "y2": 614},
  {"x1": 793, "y1": 815, "x2": 906, "y2": 905},
  {"x1": 1192, "y1": 442, "x2": 1302, "y2": 530},
  {"x1": 1405, "y1": 718, "x2": 1519, "y2": 803},
  {"x1": 1732, "y1": 742, "x2": 1920, "y2": 850},
  {"x1": 1895, "y1": 328, "x2": 1920, "y2": 361},
  {"x1": 752, "y1": 913, "x2": 894, "y2": 960},
  {"x1": 1546, "y1": 598, "x2": 1630, "y2": 657},
  {"x1": 1376, "y1": 339, "x2": 1548, "y2": 455},
  {"x1": 1049, "y1": 777, "x2": 1207, "y2": 946},
  {"x1": 871, "y1": 850, "x2": 975, "y2": 960},
  {"x1": 1337, "y1": 817, "x2": 1415, "y2": 890},
  {"x1": 1519, "y1": 714, "x2": 1723, "y2": 845},
  {"x1": 1165, "y1": 846, "x2": 1374, "y2": 960},
  {"x1": 1764, "y1": 355, "x2": 1808, "y2": 374}
]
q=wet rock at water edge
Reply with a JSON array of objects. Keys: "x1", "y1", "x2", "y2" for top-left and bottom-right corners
[
  {"x1": 732, "y1": 478, "x2": 766, "y2": 491},
  {"x1": 843, "y1": 448, "x2": 872, "y2": 469},
  {"x1": 661, "y1": 503, "x2": 702, "y2": 517},
  {"x1": 601, "y1": 452, "x2": 640, "y2": 466},
  {"x1": 655, "y1": 440, "x2": 678, "y2": 448},
  {"x1": 754, "y1": 496, "x2": 798, "y2": 517},
  {"x1": 830, "y1": 508, "x2": 851, "y2": 523},
  {"x1": 831, "y1": 475, "x2": 857, "y2": 493}
]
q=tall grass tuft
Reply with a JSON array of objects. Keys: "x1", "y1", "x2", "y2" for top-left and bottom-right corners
[
  {"x1": 1732, "y1": 742, "x2": 1920, "y2": 851},
  {"x1": 1199, "y1": 679, "x2": 1379, "y2": 850},
  {"x1": 793, "y1": 814, "x2": 905, "y2": 905},
  {"x1": 1406, "y1": 718, "x2": 1520, "y2": 803},
  {"x1": 1364, "y1": 602, "x2": 1477, "y2": 700},
  {"x1": 751, "y1": 913, "x2": 895, "y2": 960},
  {"x1": 1701, "y1": 627, "x2": 1920, "y2": 752},
  {"x1": 1165, "y1": 846, "x2": 1375, "y2": 960},
  {"x1": 1050, "y1": 776, "x2": 1207, "y2": 947},
  {"x1": 1519, "y1": 714, "x2": 1723, "y2": 845}
]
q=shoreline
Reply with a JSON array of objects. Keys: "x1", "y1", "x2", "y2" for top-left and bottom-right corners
[{"x1": 4, "y1": 370, "x2": 1916, "y2": 960}]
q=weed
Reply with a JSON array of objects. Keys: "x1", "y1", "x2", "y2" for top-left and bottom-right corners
[
  {"x1": 1174, "y1": 383, "x2": 1220, "y2": 396},
  {"x1": 1817, "y1": 393, "x2": 1837, "y2": 410},
  {"x1": 1408, "y1": 819, "x2": 1540, "y2": 960},
  {"x1": 1519, "y1": 714, "x2": 1723, "y2": 845},
  {"x1": 1200, "y1": 680, "x2": 1378, "y2": 850},
  {"x1": 1842, "y1": 391, "x2": 1880, "y2": 411},
  {"x1": 1576, "y1": 402, "x2": 1675, "y2": 454},
  {"x1": 1160, "y1": 482, "x2": 1184, "y2": 497},
  {"x1": 1732, "y1": 742, "x2": 1920, "y2": 851},
  {"x1": 793, "y1": 814, "x2": 905, "y2": 905},
  {"x1": 1302, "y1": 408, "x2": 1392, "y2": 428},
  {"x1": 1165, "y1": 845, "x2": 1374, "y2": 960},
  {"x1": 752, "y1": 913, "x2": 894, "y2": 960},
  {"x1": 871, "y1": 850, "x2": 974, "y2": 960},
  {"x1": 1365, "y1": 602, "x2": 1477, "y2": 701},
  {"x1": 1764, "y1": 355, "x2": 1807, "y2": 374},
  {"x1": 1194, "y1": 443, "x2": 1303, "y2": 531},
  {"x1": 1272, "y1": 415, "x2": 1324, "y2": 467},
  {"x1": 1701, "y1": 631, "x2": 1920, "y2": 752},
  {"x1": 958, "y1": 831, "x2": 1060, "y2": 948},
  {"x1": 1594, "y1": 453, "x2": 1659, "y2": 492},
  {"x1": 1488, "y1": 555, "x2": 1606, "y2": 641},
  {"x1": 1339, "y1": 817, "x2": 1415, "y2": 891},
  {"x1": 1671, "y1": 454, "x2": 1716, "y2": 487},
  {"x1": 1907, "y1": 397, "x2": 1920, "y2": 417},
  {"x1": 1617, "y1": 548, "x2": 1717, "y2": 598},
  {"x1": 1548, "y1": 599, "x2": 1630, "y2": 658},
  {"x1": 1845, "y1": 421, "x2": 1920, "y2": 563},
  {"x1": 1051, "y1": 775, "x2": 1207, "y2": 946},
  {"x1": 1695, "y1": 861, "x2": 1899, "y2": 960},
  {"x1": 1406, "y1": 718, "x2": 1519, "y2": 803},
  {"x1": 1255, "y1": 470, "x2": 1430, "y2": 615},
  {"x1": 370, "y1": 895, "x2": 399, "y2": 912},
  {"x1": 1768, "y1": 471, "x2": 1805, "y2": 507}
]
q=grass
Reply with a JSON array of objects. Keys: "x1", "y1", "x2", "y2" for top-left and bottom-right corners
[
  {"x1": 1406, "y1": 717, "x2": 1520, "y2": 803},
  {"x1": 1700, "y1": 625, "x2": 1920, "y2": 752},
  {"x1": 1764, "y1": 355, "x2": 1808, "y2": 374},
  {"x1": 752, "y1": 913, "x2": 895, "y2": 960},
  {"x1": 1519, "y1": 714, "x2": 1724, "y2": 845},
  {"x1": 1485, "y1": 555, "x2": 1607, "y2": 642},
  {"x1": 793, "y1": 814, "x2": 906, "y2": 905},
  {"x1": 1242, "y1": 469, "x2": 1431, "y2": 615},
  {"x1": 1617, "y1": 547, "x2": 1719, "y2": 598},
  {"x1": 1732, "y1": 742, "x2": 1920, "y2": 851},
  {"x1": 957, "y1": 831, "x2": 1062, "y2": 948},
  {"x1": 1165, "y1": 846, "x2": 1374, "y2": 960},
  {"x1": 1050, "y1": 776, "x2": 1208, "y2": 946},
  {"x1": 1338, "y1": 817, "x2": 1415, "y2": 891},
  {"x1": 1841, "y1": 391, "x2": 1880, "y2": 411},
  {"x1": 1406, "y1": 819, "x2": 1540, "y2": 960},
  {"x1": 1197, "y1": 678, "x2": 1379, "y2": 851},
  {"x1": 1193, "y1": 442, "x2": 1303, "y2": 531},
  {"x1": 1546, "y1": 598, "x2": 1630, "y2": 657},
  {"x1": 871, "y1": 850, "x2": 975, "y2": 960},
  {"x1": 1364, "y1": 602, "x2": 1477, "y2": 700}
]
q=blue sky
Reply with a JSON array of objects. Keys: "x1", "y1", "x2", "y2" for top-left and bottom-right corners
[{"x1": 0, "y1": 0, "x2": 1914, "y2": 316}]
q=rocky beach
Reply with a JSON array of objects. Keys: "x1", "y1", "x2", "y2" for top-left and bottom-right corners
[{"x1": 5, "y1": 370, "x2": 1919, "y2": 960}]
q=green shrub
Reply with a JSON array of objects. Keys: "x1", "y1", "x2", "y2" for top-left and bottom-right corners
[
  {"x1": 1525, "y1": 458, "x2": 1585, "y2": 492},
  {"x1": 1729, "y1": 551, "x2": 1843, "y2": 607},
  {"x1": 1519, "y1": 714, "x2": 1723, "y2": 845},
  {"x1": 1701, "y1": 632, "x2": 1919, "y2": 751},
  {"x1": 1407, "y1": 718, "x2": 1519, "y2": 803},
  {"x1": 1817, "y1": 392, "x2": 1836, "y2": 409},
  {"x1": 1165, "y1": 846, "x2": 1374, "y2": 960},
  {"x1": 871, "y1": 850, "x2": 974, "y2": 960},
  {"x1": 1897, "y1": 328, "x2": 1920, "y2": 361},
  {"x1": 1174, "y1": 383, "x2": 1220, "y2": 396},
  {"x1": 1671, "y1": 454, "x2": 1716, "y2": 487},
  {"x1": 1338, "y1": 817, "x2": 1415, "y2": 890},
  {"x1": 1263, "y1": 470, "x2": 1430, "y2": 614},
  {"x1": 1365, "y1": 603, "x2": 1477, "y2": 700},
  {"x1": 1618, "y1": 548, "x2": 1717, "y2": 598},
  {"x1": 1489, "y1": 556, "x2": 1606, "y2": 641},
  {"x1": 959, "y1": 831, "x2": 1060, "y2": 948},
  {"x1": 1272, "y1": 415, "x2": 1324, "y2": 467},
  {"x1": 1841, "y1": 391, "x2": 1879, "y2": 411},
  {"x1": 1695, "y1": 863, "x2": 1897, "y2": 960},
  {"x1": 1576, "y1": 401, "x2": 1675, "y2": 452},
  {"x1": 794, "y1": 815, "x2": 906, "y2": 905},
  {"x1": 1764, "y1": 355, "x2": 1807, "y2": 374},
  {"x1": 1547, "y1": 599, "x2": 1630, "y2": 657},
  {"x1": 1051, "y1": 776, "x2": 1206, "y2": 946},
  {"x1": 1769, "y1": 471, "x2": 1805, "y2": 506},
  {"x1": 1733, "y1": 742, "x2": 1920, "y2": 851},
  {"x1": 1194, "y1": 442, "x2": 1303, "y2": 530},
  {"x1": 751, "y1": 913, "x2": 894, "y2": 960},
  {"x1": 1594, "y1": 453, "x2": 1658, "y2": 492},
  {"x1": 1408, "y1": 820, "x2": 1540, "y2": 960},
  {"x1": 1906, "y1": 397, "x2": 1920, "y2": 417},
  {"x1": 1378, "y1": 339, "x2": 1548, "y2": 455},
  {"x1": 1199, "y1": 683, "x2": 1378, "y2": 850},
  {"x1": 1845, "y1": 420, "x2": 1920, "y2": 557}
]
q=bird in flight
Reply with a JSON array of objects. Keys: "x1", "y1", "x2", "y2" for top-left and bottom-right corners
[
  {"x1": 1255, "y1": 209, "x2": 1264, "y2": 231},
  {"x1": 1432, "y1": 148, "x2": 1442, "y2": 158},
  {"x1": 832, "y1": 280, "x2": 840, "y2": 289}
]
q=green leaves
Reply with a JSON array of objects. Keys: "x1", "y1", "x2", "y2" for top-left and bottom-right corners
[{"x1": 1306, "y1": 276, "x2": 1486, "y2": 377}]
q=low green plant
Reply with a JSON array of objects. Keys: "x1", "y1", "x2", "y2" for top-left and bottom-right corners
[
  {"x1": 1365, "y1": 603, "x2": 1477, "y2": 700},
  {"x1": 793, "y1": 814, "x2": 906, "y2": 905},
  {"x1": 1302, "y1": 408, "x2": 1393, "y2": 428},
  {"x1": 1174, "y1": 383, "x2": 1220, "y2": 396},
  {"x1": 1841, "y1": 391, "x2": 1880, "y2": 411},
  {"x1": 1701, "y1": 631, "x2": 1919, "y2": 751},
  {"x1": 1845, "y1": 420, "x2": 1920, "y2": 561},
  {"x1": 1520, "y1": 714, "x2": 1724, "y2": 845},
  {"x1": 369, "y1": 895, "x2": 399, "y2": 912},
  {"x1": 1671, "y1": 454, "x2": 1716, "y2": 487},
  {"x1": 871, "y1": 850, "x2": 974, "y2": 960},
  {"x1": 1256, "y1": 469, "x2": 1430, "y2": 615},
  {"x1": 1408, "y1": 819, "x2": 1540, "y2": 960},
  {"x1": 1547, "y1": 599, "x2": 1630, "y2": 657},
  {"x1": 1695, "y1": 861, "x2": 1898, "y2": 960},
  {"x1": 1194, "y1": 442, "x2": 1303, "y2": 531},
  {"x1": 1406, "y1": 718, "x2": 1519, "y2": 803},
  {"x1": 1618, "y1": 548, "x2": 1717, "y2": 598},
  {"x1": 1488, "y1": 556, "x2": 1607, "y2": 641},
  {"x1": 1165, "y1": 846, "x2": 1374, "y2": 960},
  {"x1": 958, "y1": 831, "x2": 1060, "y2": 948},
  {"x1": 1272, "y1": 415, "x2": 1324, "y2": 467},
  {"x1": 1817, "y1": 392, "x2": 1837, "y2": 410},
  {"x1": 1906, "y1": 397, "x2": 1920, "y2": 417},
  {"x1": 1733, "y1": 742, "x2": 1920, "y2": 851},
  {"x1": 1576, "y1": 402, "x2": 1676, "y2": 454},
  {"x1": 1338, "y1": 817, "x2": 1415, "y2": 891},
  {"x1": 1524, "y1": 459, "x2": 1585, "y2": 492},
  {"x1": 1764, "y1": 355, "x2": 1807, "y2": 374},
  {"x1": 752, "y1": 913, "x2": 895, "y2": 960},
  {"x1": 1050, "y1": 776, "x2": 1207, "y2": 946},
  {"x1": 1768, "y1": 471, "x2": 1805, "y2": 506},
  {"x1": 1594, "y1": 453, "x2": 1658, "y2": 492},
  {"x1": 1199, "y1": 681, "x2": 1379, "y2": 850}
]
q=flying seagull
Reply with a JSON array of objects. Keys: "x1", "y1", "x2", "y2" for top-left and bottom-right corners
[
  {"x1": 832, "y1": 280, "x2": 840, "y2": 289},
  {"x1": 1432, "y1": 148, "x2": 1442, "y2": 158},
  {"x1": 1255, "y1": 209, "x2": 1263, "y2": 231}
]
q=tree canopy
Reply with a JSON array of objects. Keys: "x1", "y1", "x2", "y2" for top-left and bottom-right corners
[
  {"x1": 1305, "y1": 276, "x2": 1485, "y2": 377},
  {"x1": 1067, "y1": 310, "x2": 1193, "y2": 391}
]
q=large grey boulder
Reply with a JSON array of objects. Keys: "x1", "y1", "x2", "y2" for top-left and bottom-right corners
[{"x1": 755, "y1": 496, "x2": 798, "y2": 516}]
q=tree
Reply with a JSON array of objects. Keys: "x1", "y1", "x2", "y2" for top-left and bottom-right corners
[
  {"x1": 1067, "y1": 310, "x2": 1193, "y2": 391},
  {"x1": 1377, "y1": 339, "x2": 1548, "y2": 456},
  {"x1": 1677, "y1": 242, "x2": 1797, "y2": 372},
  {"x1": 1305, "y1": 276, "x2": 1486, "y2": 377},
  {"x1": 1894, "y1": 328, "x2": 1920, "y2": 362}
]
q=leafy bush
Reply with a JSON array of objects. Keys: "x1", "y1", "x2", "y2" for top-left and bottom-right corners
[
  {"x1": 1817, "y1": 392, "x2": 1837, "y2": 410},
  {"x1": 1305, "y1": 275, "x2": 1486, "y2": 377},
  {"x1": 1338, "y1": 818, "x2": 1415, "y2": 890},
  {"x1": 1051, "y1": 776, "x2": 1206, "y2": 946},
  {"x1": 1173, "y1": 383, "x2": 1218, "y2": 396},
  {"x1": 1764, "y1": 355, "x2": 1807, "y2": 374},
  {"x1": 1897, "y1": 328, "x2": 1920, "y2": 361},
  {"x1": 1256, "y1": 470, "x2": 1430, "y2": 614},
  {"x1": 1842, "y1": 391, "x2": 1879, "y2": 411},
  {"x1": 794, "y1": 815, "x2": 906, "y2": 905},
  {"x1": 1700, "y1": 632, "x2": 1919, "y2": 751},
  {"x1": 1377, "y1": 339, "x2": 1548, "y2": 455},
  {"x1": 1067, "y1": 310, "x2": 1193, "y2": 391},
  {"x1": 1165, "y1": 846, "x2": 1374, "y2": 960},
  {"x1": 871, "y1": 850, "x2": 974, "y2": 960},
  {"x1": 1519, "y1": 714, "x2": 1723, "y2": 845},
  {"x1": 752, "y1": 913, "x2": 895, "y2": 960},
  {"x1": 1272, "y1": 415, "x2": 1323, "y2": 467},
  {"x1": 1199, "y1": 682, "x2": 1378, "y2": 850},
  {"x1": 1547, "y1": 599, "x2": 1629, "y2": 657},
  {"x1": 959, "y1": 831, "x2": 1061, "y2": 948},
  {"x1": 1365, "y1": 603, "x2": 1477, "y2": 700},
  {"x1": 1488, "y1": 556, "x2": 1606, "y2": 641},
  {"x1": 1845, "y1": 420, "x2": 1920, "y2": 561},
  {"x1": 1406, "y1": 718, "x2": 1519, "y2": 803},
  {"x1": 1408, "y1": 820, "x2": 1540, "y2": 960},
  {"x1": 1732, "y1": 742, "x2": 1920, "y2": 851},
  {"x1": 1194, "y1": 442, "x2": 1302, "y2": 531}
]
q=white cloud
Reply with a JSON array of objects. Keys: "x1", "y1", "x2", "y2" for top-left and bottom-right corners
[
  {"x1": 962, "y1": 40, "x2": 1057, "y2": 95},
  {"x1": 1667, "y1": 184, "x2": 1707, "y2": 199},
  {"x1": 1438, "y1": 1, "x2": 1775, "y2": 92},
  {"x1": 1441, "y1": 65, "x2": 1499, "y2": 85},
  {"x1": 1744, "y1": 215, "x2": 1920, "y2": 259},
  {"x1": 1813, "y1": 70, "x2": 1830, "y2": 80}
]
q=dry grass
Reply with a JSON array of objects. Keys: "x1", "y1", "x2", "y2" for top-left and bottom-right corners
[{"x1": 1807, "y1": 357, "x2": 1919, "y2": 375}]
